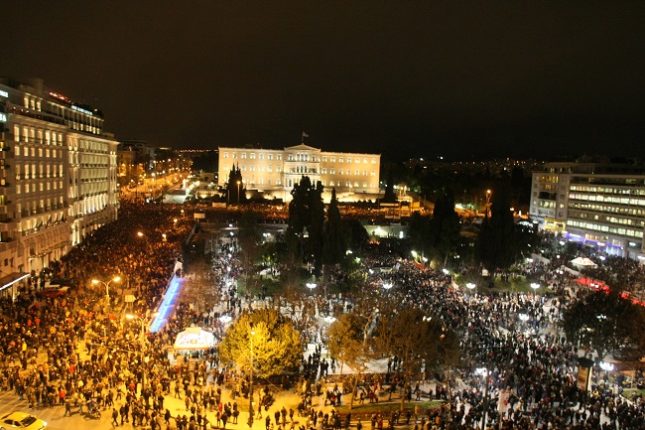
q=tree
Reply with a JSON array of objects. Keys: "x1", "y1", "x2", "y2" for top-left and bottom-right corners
[
  {"x1": 562, "y1": 291, "x2": 645, "y2": 361},
  {"x1": 342, "y1": 219, "x2": 369, "y2": 252},
  {"x1": 382, "y1": 168, "x2": 397, "y2": 203},
  {"x1": 428, "y1": 190, "x2": 460, "y2": 265},
  {"x1": 219, "y1": 309, "x2": 303, "y2": 380},
  {"x1": 226, "y1": 164, "x2": 247, "y2": 205},
  {"x1": 371, "y1": 305, "x2": 460, "y2": 410},
  {"x1": 286, "y1": 176, "x2": 325, "y2": 272},
  {"x1": 477, "y1": 186, "x2": 517, "y2": 274},
  {"x1": 323, "y1": 188, "x2": 346, "y2": 265},
  {"x1": 327, "y1": 313, "x2": 371, "y2": 409},
  {"x1": 308, "y1": 181, "x2": 325, "y2": 275},
  {"x1": 408, "y1": 212, "x2": 432, "y2": 256}
]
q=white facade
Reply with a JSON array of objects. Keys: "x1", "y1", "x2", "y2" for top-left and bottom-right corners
[
  {"x1": 0, "y1": 79, "x2": 118, "y2": 274},
  {"x1": 218, "y1": 143, "x2": 381, "y2": 202},
  {"x1": 68, "y1": 132, "x2": 118, "y2": 246},
  {"x1": 530, "y1": 162, "x2": 645, "y2": 259}
]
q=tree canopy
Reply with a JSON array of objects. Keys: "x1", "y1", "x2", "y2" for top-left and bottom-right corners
[
  {"x1": 562, "y1": 291, "x2": 645, "y2": 361},
  {"x1": 219, "y1": 309, "x2": 302, "y2": 380},
  {"x1": 226, "y1": 164, "x2": 247, "y2": 204},
  {"x1": 286, "y1": 176, "x2": 325, "y2": 273},
  {"x1": 323, "y1": 188, "x2": 346, "y2": 265},
  {"x1": 477, "y1": 186, "x2": 517, "y2": 272}
]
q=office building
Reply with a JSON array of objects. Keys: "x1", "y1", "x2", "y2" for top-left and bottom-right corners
[
  {"x1": 218, "y1": 143, "x2": 381, "y2": 202},
  {"x1": 0, "y1": 78, "x2": 118, "y2": 276},
  {"x1": 530, "y1": 162, "x2": 645, "y2": 259}
]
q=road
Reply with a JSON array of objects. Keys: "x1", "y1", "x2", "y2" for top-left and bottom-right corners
[{"x1": 0, "y1": 390, "x2": 113, "y2": 430}]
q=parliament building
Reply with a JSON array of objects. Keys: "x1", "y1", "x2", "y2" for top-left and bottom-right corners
[{"x1": 218, "y1": 143, "x2": 381, "y2": 202}]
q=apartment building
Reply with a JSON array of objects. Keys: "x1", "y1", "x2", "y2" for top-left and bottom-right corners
[
  {"x1": 530, "y1": 162, "x2": 645, "y2": 259},
  {"x1": 218, "y1": 143, "x2": 381, "y2": 202},
  {"x1": 0, "y1": 78, "x2": 118, "y2": 277}
]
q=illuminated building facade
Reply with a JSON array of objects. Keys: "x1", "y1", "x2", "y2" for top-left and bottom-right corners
[
  {"x1": 0, "y1": 78, "x2": 118, "y2": 273},
  {"x1": 530, "y1": 162, "x2": 645, "y2": 259},
  {"x1": 218, "y1": 143, "x2": 381, "y2": 202}
]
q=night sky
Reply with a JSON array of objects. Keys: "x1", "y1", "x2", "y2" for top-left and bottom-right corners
[{"x1": 2, "y1": 1, "x2": 645, "y2": 160}]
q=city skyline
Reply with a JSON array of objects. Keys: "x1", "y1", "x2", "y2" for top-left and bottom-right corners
[{"x1": 2, "y1": 2, "x2": 645, "y2": 160}]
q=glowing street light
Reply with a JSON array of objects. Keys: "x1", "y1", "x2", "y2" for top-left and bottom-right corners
[
  {"x1": 91, "y1": 275, "x2": 122, "y2": 304},
  {"x1": 411, "y1": 250, "x2": 418, "y2": 258},
  {"x1": 382, "y1": 281, "x2": 394, "y2": 290},
  {"x1": 530, "y1": 282, "x2": 540, "y2": 291},
  {"x1": 236, "y1": 180, "x2": 241, "y2": 204},
  {"x1": 518, "y1": 313, "x2": 530, "y2": 322},
  {"x1": 305, "y1": 282, "x2": 317, "y2": 290},
  {"x1": 137, "y1": 231, "x2": 144, "y2": 238},
  {"x1": 466, "y1": 283, "x2": 477, "y2": 290},
  {"x1": 442, "y1": 268, "x2": 450, "y2": 275},
  {"x1": 599, "y1": 361, "x2": 615, "y2": 372}
]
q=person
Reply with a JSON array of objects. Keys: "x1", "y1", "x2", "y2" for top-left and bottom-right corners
[
  {"x1": 112, "y1": 408, "x2": 119, "y2": 427},
  {"x1": 64, "y1": 399, "x2": 73, "y2": 417}
]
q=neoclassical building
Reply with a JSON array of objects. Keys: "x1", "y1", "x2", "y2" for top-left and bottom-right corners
[
  {"x1": 0, "y1": 78, "x2": 118, "y2": 277},
  {"x1": 218, "y1": 143, "x2": 381, "y2": 202}
]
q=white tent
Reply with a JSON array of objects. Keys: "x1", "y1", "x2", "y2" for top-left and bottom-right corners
[
  {"x1": 173, "y1": 326, "x2": 216, "y2": 351},
  {"x1": 570, "y1": 257, "x2": 598, "y2": 269}
]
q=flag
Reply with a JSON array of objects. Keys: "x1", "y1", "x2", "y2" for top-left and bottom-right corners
[{"x1": 301, "y1": 131, "x2": 310, "y2": 139}]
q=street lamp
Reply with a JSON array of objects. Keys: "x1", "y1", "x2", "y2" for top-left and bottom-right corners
[
  {"x1": 91, "y1": 275, "x2": 122, "y2": 305},
  {"x1": 465, "y1": 282, "x2": 477, "y2": 290},
  {"x1": 248, "y1": 328, "x2": 256, "y2": 428},
  {"x1": 125, "y1": 313, "x2": 146, "y2": 345},
  {"x1": 518, "y1": 313, "x2": 529, "y2": 322},
  {"x1": 305, "y1": 282, "x2": 317, "y2": 290},
  {"x1": 137, "y1": 231, "x2": 144, "y2": 238},
  {"x1": 382, "y1": 281, "x2": 394, "y2": 290},
  {"x1": 530, "y1": 282, "x2": 540, "y2": 296},
  {"x1": 162, "y1": 233, "x2": 167, "y2": 242},
  {"x1": 236, "y1": 180, "x2": 241, "y2": 204},
  {"x1": 485, "y1": 189, "x2": 492, "y2": 217}
]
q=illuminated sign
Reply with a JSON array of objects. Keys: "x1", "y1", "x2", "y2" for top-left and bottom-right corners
[
  {"x1": 0, "y1": 113, "x2": 6, "y2": 122},
  {"x1": 0, "y1": 90, "x2": 8, "y2": 98},
  {"x1": 48, "y1": 91, "x2": 70, "y2": 102},
  {"x1": 71, "y1": 105, "x2": 93, "y2": 116}
]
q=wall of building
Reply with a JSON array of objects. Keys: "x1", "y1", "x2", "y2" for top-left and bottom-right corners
[
  {"x1": 0, "y1": 79, "x2": 118, "y2": 274},
  {"x1": 218, "y1": 144, "x2": 381, "y2": 202},
  {"x1": 530, "y1": 162, "x2": 645, "y2": 260}
]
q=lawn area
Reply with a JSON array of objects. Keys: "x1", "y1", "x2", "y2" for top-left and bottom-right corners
[
  {"x1": 336, "y1": 399, "x2": 445, "y2": 416},
  {"x1": 622, "y1": 388, "x2": 645, "y2": 401}
]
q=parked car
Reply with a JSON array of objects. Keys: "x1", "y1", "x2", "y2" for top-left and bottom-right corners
[{"x1": 0, "y1": 412, "x2": 46, "y2": 430}]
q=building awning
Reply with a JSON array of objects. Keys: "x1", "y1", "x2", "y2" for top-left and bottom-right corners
[{"x1": 0, "y1": 273, "x2": 29, "y2": 292}]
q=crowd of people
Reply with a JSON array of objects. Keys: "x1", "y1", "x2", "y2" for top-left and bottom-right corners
[
  {"x1": 353, "y1": 248, "x2": 645, "y2": 430},
  {"x1": 0, "y1": 202, "x2": 195, "y2": 428},
  {"x1": 0, "y1": 203, "x2": 643, "y2": 430}
]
